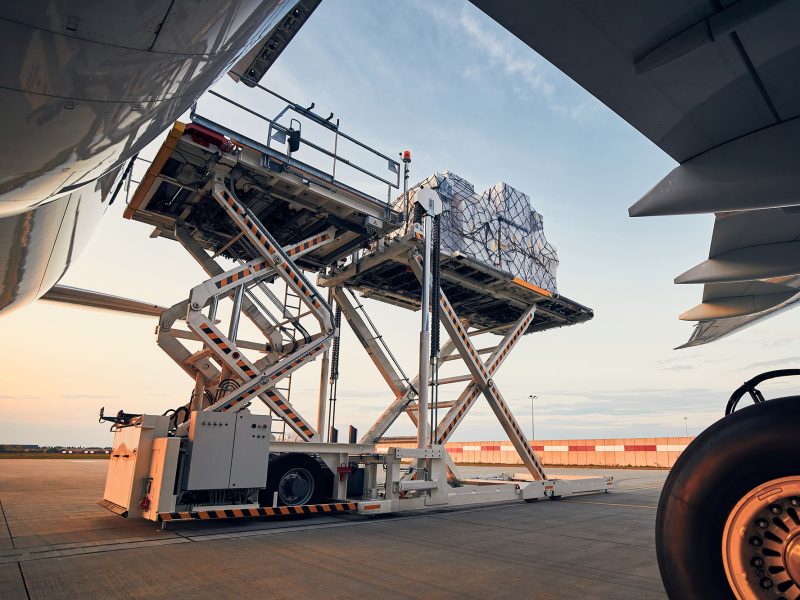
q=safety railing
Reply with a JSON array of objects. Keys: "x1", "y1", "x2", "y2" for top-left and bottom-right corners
[{"x1": 192, "y1": 74, "x2": 401, "y2": 204}]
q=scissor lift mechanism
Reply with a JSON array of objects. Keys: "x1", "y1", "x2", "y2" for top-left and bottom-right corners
[{"x1": 108, "y1": 89, "x2": 608, "y2": 522}]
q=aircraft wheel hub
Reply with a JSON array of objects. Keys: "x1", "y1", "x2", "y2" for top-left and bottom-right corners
[{"x1": 723, "y1": 477, "x2": 800, "y2": 599}]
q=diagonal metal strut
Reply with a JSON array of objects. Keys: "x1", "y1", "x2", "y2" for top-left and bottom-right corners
[{"x1": 409, "y1": 254, "x2": 545, "y2": 480}]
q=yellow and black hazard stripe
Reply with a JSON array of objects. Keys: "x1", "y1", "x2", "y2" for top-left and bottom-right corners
[
  {"x1": 219, "y1": 383, "x2": 263, "y2": 412},
  {"x1": 235, "y1": 357, "x2": 257, "y2": 378},
  {"x1": 414, "y1": 252, "x2": 486, "y2": 381},
  {"x1": 487, "y1": 386, "x2": 545, "y2": 477},
  {"x1": 215, "y1": 265, "x2": 251, "y2": 289},
  {"x1": 217, "y1": 188, "x2": 327, "y2": 316},
  {"x1": 435, "y1": 315, "x2": 533, "y2": 445},
  {"x1": 200, "y1": 323, "x2": 232, "y2": 355},
  {"x1": 158, "y1": 502, "x2": 357, "y2": 522},
  {"x1": 286, "y1": 231, "x2": 332, "y2": 257},
  {"x1": 436, "y1": 387, "x2": 480, "y2": 444},
  {"x1": 220, "y1": 190, "x2": 278, "y2": 256},
  {"x1": 441, "y1": 298, "x2": 488, "y2": 380},
  {"x1": 279, "y1": 262, "x2": 321, "y2": 308},
  {"x1": 488, "y1": 312, "x2": 533, "y2": 372},
  {"x1": 264, "y1": 389, "x2": 315, "y2": 438},
  {"x1": 266, "y1": 343, "x2": 324, "y2": 383},
  {"x1": 215, "y1": 229, "x2": 330, "y2": 291},
  {"x1": 215, "y1": 260, "x2": 268, "y2": 289}
]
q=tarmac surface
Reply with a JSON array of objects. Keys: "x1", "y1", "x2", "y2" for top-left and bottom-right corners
[{"x1": 0, "y1": 460, "x2": 668, "y2": 599}]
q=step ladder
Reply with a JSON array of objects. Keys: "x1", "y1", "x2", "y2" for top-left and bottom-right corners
[{"x1": 272, "y1": 283, "x2": 304, "y2": 440}]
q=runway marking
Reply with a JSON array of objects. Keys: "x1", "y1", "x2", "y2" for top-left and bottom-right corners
[
  {"x1": 0, "y1": 500, "x2": 539, "y2": 564},
  {"x1": 612, "y1": 485, "x2": 664, "y2": 492},
  {"x1": 566, "y1": 499, "x2": 657, "y2": 510},
  {"x1": 0, "y1": 500, "x2": 14, "y2": 549},
  {"x1": 17, "y1": 562, "x2": 31, "y2": 600},
  {"x1": 1, "y1": 491, "x2": 662, "y2": 564}
]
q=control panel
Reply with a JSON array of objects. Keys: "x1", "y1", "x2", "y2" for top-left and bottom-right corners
[
  {"x1": 230, "y1": 412, "x2": 271, "y2": 488},
  {"x1": 186, "y1": 411, "x2": 270, "y2": 490}
]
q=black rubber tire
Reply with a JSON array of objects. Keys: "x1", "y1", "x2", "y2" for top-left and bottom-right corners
[
  {"x1": 258, "y1": 453, "x2": 327, "y2": 507},
  {"x1": 656, "y1": 396, "x2": 800, "y2": 599}
]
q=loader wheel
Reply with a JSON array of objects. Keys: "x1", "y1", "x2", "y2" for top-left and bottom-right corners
[
  {"x1": 656, "y1": 397, "x2": 800, "y2": 599},
  {"x1": 259, "y1": 453, "x2": 328, "y2": 507}
]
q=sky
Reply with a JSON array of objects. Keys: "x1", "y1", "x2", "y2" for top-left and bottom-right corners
[{"x1": 3, "y1": 0, "x2": 800, "y2": 447}]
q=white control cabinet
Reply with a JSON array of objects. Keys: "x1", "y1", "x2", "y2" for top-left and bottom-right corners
[
  {"x1": 186, "y1": 411, "x2": 270, "y2": 490},
  {"x1": 230, "y1": 412, "x2": 271, "y2": 489},
  {"x1": 103, "y1": 414, "x2": 170, "y2": 515}
]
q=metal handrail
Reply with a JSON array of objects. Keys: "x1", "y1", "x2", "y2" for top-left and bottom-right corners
[
  {"x1": 344, "y1": 287, "x2": 413, "y2": 392},
  {"x1": 232, "y1": 73, "x2": 400, "y2": 167},
  {"x1": 201, "y1": 80, "x2": 400, "y2": 203}
]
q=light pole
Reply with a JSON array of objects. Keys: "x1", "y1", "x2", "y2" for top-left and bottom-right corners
[
  {"x1": 529, "y1": 395, "x2": 538, "y2": 442},
  {"x1": 684, "y1": 416, "x2": 688, "y2": 437}
]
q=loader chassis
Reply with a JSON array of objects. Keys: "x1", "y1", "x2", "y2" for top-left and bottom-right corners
[{"x1": 102, "y1": 88, "x2": 608, "y2": 523}]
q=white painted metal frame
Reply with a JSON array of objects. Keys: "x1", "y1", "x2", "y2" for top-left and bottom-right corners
[
  {"x1": 409, "y1": 253, "x2": 546, "y2": 480},
  {"x1": 156, "y1": 176, "x2": 338, "y2": 440},
  {"x1": 330, "y1": 246, "x2": 545, "y2": 480}
]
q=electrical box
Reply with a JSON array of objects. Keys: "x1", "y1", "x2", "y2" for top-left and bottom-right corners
[
  {"x1": 142, "y1": 436, "x2": 181, "y2": 520},
  {"x1": 102, "y1": 414, "x2": 170, "y2": 517},
  {"x1": 186, "y1": 411, "x2": 270, "y2": 490},
  {"x1": 230, "y1": 412, "x2": 271, "y2": 488},
  {"x1": 186, "y1": 412, "x2": 236, "y2": 490}
]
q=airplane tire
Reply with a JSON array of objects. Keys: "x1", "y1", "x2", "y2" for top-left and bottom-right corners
[{"x1": 656, "y1": 396, "x2": 800, "y2": 599}]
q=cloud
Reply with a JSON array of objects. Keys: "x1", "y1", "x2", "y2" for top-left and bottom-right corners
[
  {"x1": 0, "y1": 394, "x2": 42, "y2": 400},
  {"x1": 550, "y1": 101, "x2": 603, "y2": 121},
  {"x1": 742, "y1": 355, "x2": 800, "y2": 371},
  {"x1": 520, "y1": 386, "x2": 726, "y2": 417},
  {"x1": 455, "y1": 11, "x2": 555, "y2": 99},
  {"x1": 418, "y1": 1, "x2": 601, "y2": 120},
  {"x1": 418, "y1": 2, "x2": 555, "y2": 100}
]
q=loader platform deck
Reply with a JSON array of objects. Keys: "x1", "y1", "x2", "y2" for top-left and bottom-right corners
[
  {"x1": 319, "y1": 232, "x2": 594, "y2": 333},
  {"x1": 124, "y1": 117, "x2": 403, "y2": 269}
]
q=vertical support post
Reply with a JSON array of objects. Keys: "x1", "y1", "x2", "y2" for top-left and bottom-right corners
[
  {"x1": 228, "y1": 284, "x2": 244, "y2": 343},
  {"x1": 409, "y1": 254, "x2": 545, "y2": 479},
  {"x1": 317, "y1": 355, "x2": 330, "y2": 438},
  {"x1": 412, "y1": 187, "x2": 443, "y2": 480},
  {"x1": 208, "y1": 296, "x2": 218, "y2": 323},
  {"x1": 316, "y1": 288, "x2": 333, "y2": 438},
  {"x1": 332, "y1": 127, "x2": 339, "y2": 179},
  {"x1": 417, "y1": 210, "x2": 432, "y2": 456},
  {"x1": 190, "y1": 371, "x2": 205, "y2": 412},
  {"x1": 363, "y1": 462, "x2": 378, "y2": 499},
  {"x1": 335, "y1": 451, "x2": 348, "y2": 500}
]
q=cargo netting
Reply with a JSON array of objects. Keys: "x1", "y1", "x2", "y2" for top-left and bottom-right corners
[{"x1": 395, "y1": 172, "x2": 559, "y2": 292}]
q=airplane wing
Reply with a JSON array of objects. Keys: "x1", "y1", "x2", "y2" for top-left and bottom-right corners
[
  {"x1": 40, "y1": 285, "x2": 165, "y2": 317},
  {"x1": 676, "y1": 207, "x2": 800, "y2": 346},
  {"x1": 470, "y1": 0, "x2": 800, "y2": 346},
  {"x1": 228, "y1": 0, "x2": 321, "y2": 85}
]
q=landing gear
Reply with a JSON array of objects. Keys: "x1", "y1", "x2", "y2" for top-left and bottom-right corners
[
  {"x1": 656, "y1": 397, "x2": 800, "y2": 599},
  {"x1": 259, "y1": 453, "x2": 330, "y2": 507}
]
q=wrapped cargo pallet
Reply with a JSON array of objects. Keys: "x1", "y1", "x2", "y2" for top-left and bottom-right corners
[{"x1": 396, "y1": 172, "x2": 559, "y2": 292}]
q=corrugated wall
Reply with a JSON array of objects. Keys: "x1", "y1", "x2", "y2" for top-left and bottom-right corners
[{"x1": 376, "y1": 437, "x2": 693, "y2": 468}]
